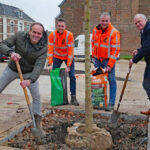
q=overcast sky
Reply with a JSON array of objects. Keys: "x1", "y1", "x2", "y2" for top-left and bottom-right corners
[{"x1": 0, "y1": 0, "x2": 63, "y2": 31}]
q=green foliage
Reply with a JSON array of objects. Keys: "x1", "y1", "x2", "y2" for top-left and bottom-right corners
[
  {"x1": 119, "y1": 55, "x2": 144, "y2": 61},
  {"x1": 119, "y1": 55, "x2": 132, "y2": 60}
]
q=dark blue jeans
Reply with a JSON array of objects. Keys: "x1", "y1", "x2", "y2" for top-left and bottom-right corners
[
  {"x1": 143, "y1": 78, "x2": 150, "y2": 100},
  {"x1": 53, "y1": 57, "x2": 76, "y2": 96},
  {"x1": 93, "y1": 58, "x2": 117, "y2": 105}
]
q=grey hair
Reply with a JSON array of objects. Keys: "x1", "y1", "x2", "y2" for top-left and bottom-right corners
[
  {"x1": 134, "y1": 14, "x2": 147, "y2": 21},
  {"x1": 30, "y1": 22, "x2": 45, "y2": 33},
  {"x1": 100, "y1": 12, "x2": 111, "y2": 19}
]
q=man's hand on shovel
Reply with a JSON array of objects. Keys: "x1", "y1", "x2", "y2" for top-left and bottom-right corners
[
  {"x1": 20, "y1": 80, "x2": 31, "y2": 88},
  {"x1": 10, "y1": 52, "x2": 21, "y2": 62},
  {"x1": 129, "y1": 59, "x2": 133, "y2": 68}
]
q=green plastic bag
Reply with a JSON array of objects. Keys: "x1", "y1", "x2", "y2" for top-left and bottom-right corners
[{"x1": 50, "y1": 68, "x2": 63, "y2": 106}]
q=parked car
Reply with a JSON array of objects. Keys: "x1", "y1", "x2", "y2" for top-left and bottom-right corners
[{"x1": 0, "y1": 53, "x2": 8, "y2": 62}]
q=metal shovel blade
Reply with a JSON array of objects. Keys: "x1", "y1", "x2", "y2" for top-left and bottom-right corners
[
  {"x1": 108, "y1": 66, "x2": 132, "y2": 125},
  {"x1": 31, "y1": 128, "x2": 45, "y2": 138},
  {"x1": 28, "y1": 104, "x2": 45, "y2": 138},
  {"x1": 108, "y1": 110, "x2": 120, "y2": 124}
]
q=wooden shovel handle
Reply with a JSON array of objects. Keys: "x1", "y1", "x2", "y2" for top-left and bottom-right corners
[
  {"x1": 116, "y1": 66, "x2": 132, "y2": 111},
  {"x1": 15, "y1": 61, "x2": 31, "y2": 105}
]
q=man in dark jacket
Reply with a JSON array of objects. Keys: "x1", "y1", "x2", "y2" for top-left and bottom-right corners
[
  {"x1": 0, "y1": 22, "x2": 47, "y2": 136},
  {"x1": 129, "y1": 14, "x2": 150, "y2": 115}
]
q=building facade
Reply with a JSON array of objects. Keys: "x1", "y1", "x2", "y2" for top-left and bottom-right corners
[
  {"x1": 0, "y1": 3, "x2": 35, "y2": 41},
  {"x1": 56, "y1": 0, "x2": 150, "y2": 55}
]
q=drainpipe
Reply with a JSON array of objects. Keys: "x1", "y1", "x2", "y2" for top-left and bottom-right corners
[{"x1": 2, "y1": 16, "x2": 7, "y2": 40}]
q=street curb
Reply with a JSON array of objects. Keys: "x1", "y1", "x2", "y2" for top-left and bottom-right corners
[
  {"x1": 0, "y1": 123, "x2": 31, "y2": 145},
  {"x1": 0, "y1": 110, "x2": 52, "y2": 145},
  {"x1": 70, "y1": 109, "x2": 147, "y2": 121}
]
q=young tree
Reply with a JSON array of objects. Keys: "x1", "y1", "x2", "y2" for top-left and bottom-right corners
[
  {"x1": 84, "y1": 0, "x2": 93, "y2": 133},
  {"x1": 66, "y1": 2, "x2": 113, "y2": 148}
]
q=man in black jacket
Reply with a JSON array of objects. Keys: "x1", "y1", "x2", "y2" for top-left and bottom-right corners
[
  {"x1": 0, "y1": 22, "x2": 47, "y2": 136},
  {"x1": 129, "y1": 14, "x2": 150, "y2": 115}
]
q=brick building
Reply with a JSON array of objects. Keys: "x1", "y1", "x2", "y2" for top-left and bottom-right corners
[
  {"x1": 56, "y1": 0, "x2": 150, "y2": 55},
  {"x1": 0, "y1": 3, "x2": 34, "y2": 41}
]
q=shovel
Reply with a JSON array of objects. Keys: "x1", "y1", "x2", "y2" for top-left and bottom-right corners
[
  {"x1": 15, "y1": 61, "x2": 43, "y2": 138},
  {"x1": 108, "y1": 65, "x2": 132, "y2": 124}
]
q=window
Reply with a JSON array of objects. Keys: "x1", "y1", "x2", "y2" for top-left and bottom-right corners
[
  {"x1": 10, "y1": 21, "x2": 14, "y2": 33},
  {"x1": 18, "y1": 21, "x2": 24, "y2": 31},
  {"x1": 15, "y1": 9, "x2": 23, "y2": 18},
  {"x1": 18, "y1": 23, "x2": 23, "y2": 31},
  {"x1": 26, "y1": 24, "x2": 30, "y2": 31},
  {"x1": 74, "y1": 39, "x2": 79, "y2": 47},
  {"x1": 17, "y1": 10, "x2": 23, "y2": 18},
  {"x1": 19, "y1": 11, "x2": 23, "y2": 18}
]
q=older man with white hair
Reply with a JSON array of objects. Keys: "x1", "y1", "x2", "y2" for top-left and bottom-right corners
[{"x1": 129, "y1": 14, "x2": 150, "y2": 115}]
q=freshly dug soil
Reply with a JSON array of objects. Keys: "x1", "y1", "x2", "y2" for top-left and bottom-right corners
[{"x1": 5, "y1": 108, "x2": 147, "y2": 150}]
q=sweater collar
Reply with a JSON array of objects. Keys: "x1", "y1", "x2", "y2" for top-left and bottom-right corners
[{"x1": 142, "y1": 21, "x2": 150, "y2": 34}]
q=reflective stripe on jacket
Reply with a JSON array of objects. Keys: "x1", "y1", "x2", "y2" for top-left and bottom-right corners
[
  {"x1": 48, "y1": 29, "x2": 74, "y2": 67},
  {"x1": 91, "y1": 23, "x2": 120, "y2": 68}
]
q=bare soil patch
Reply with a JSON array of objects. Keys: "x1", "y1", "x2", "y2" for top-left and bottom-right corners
[{"x1": 4, "y1": 108, "x2": 147, "y2": 150}]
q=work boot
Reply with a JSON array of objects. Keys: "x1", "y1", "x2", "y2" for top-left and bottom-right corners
[
  {"x1": 141, "y1": 109, "x2": 150, "y2": 115},
  {"x1": 70, "y1": 95, "x2": 79, "y2": 106},
  {"x1": 34, "y1": 114, "x2": 46, "y2": 137},
  {"x1": 105, "y1": 104, "x2": 114, "y2": 111},
  {"x1": 63, "y1": 95, "x2": 69, "y2": 105},
  {"x1": 63, "y1": 99, "x2": 69, "y2": 105}
]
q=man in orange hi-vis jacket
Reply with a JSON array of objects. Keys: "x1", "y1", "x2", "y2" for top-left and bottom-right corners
[
  {"x1": 92, "y1": 12, "x2": 120, "y2": 111},
  {"x1": 47, "y1": 18, "x2": 79, "y2": 106}
]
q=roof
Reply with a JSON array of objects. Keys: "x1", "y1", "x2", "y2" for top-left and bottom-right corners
[
  {"x1": 56, "y1": 0, "x2": 65, "y2": 19},
  {"x1": 58, "y1": 0, "x2": 66, "y2": 7},
  {"x1": 0, "y1": 3, "x2": 35, "y2": 22}
]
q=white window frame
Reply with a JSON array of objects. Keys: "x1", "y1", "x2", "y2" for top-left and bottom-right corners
[
  {"x1": 18, "y1": 21, "x2": 24, "y2": 31},
  {"x1": 26, "y1": 24, "x2": 30, "y2": 31},
  {"x1": 10, "y1": 20, "x2": 14, "y2": 33}
]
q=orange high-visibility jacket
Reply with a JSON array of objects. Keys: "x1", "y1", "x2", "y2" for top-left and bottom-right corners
[
  {"x1": 48, "y1": 30, "x2": 74, "y2": 67},
  {"x1": 91, "y1": 23, "x2": 120, "y2": 68}
]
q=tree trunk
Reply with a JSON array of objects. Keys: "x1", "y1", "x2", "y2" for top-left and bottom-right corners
[{"x1": 84, "y1": 0, "x2": 93, "y2": 133}]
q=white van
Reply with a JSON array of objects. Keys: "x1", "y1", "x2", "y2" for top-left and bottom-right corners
[
  {"x1": 74, "y1": 34, "x2": 92, "y2": 58},
  {"x1": 74, "y1": 34, "x2": 120, "y2": 61}
]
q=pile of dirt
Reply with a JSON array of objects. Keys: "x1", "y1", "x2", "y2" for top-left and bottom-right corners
[{"x1": 5, "y1": 108, "x2": 147, "y2": 150}]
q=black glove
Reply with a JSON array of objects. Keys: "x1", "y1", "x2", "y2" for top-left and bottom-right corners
[{"x1": 93, "y1": 67, "x2": 103, "y2": 76}]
